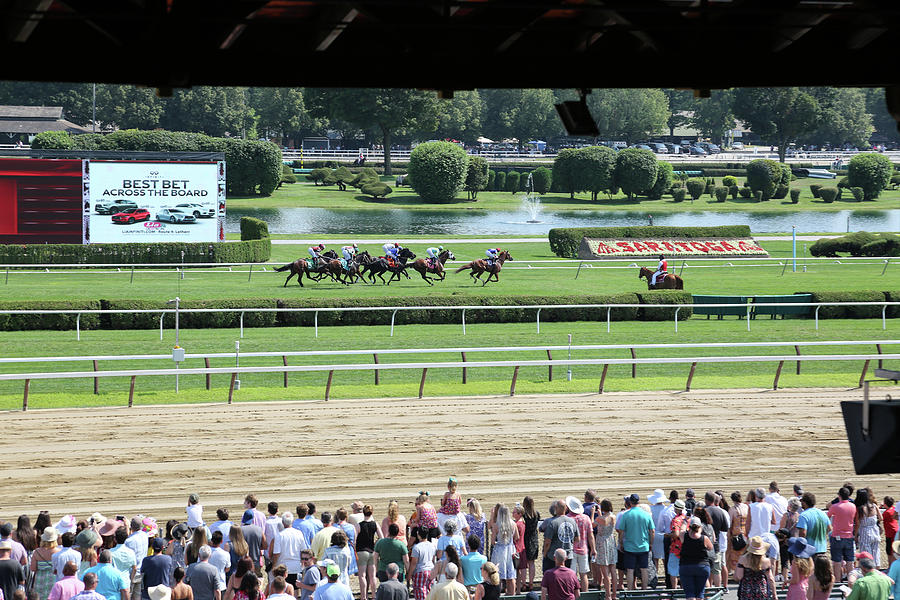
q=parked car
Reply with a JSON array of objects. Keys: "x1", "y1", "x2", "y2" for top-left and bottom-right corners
[
  {"x1": 95, "y1": 199, "x2": 138, "y2": 215},
  {"x1": 730, "y1": 141, "x2": 744, "y2": 150},
  {"x1": 664, "y1": 142, "x2": 681, "y2": 154},
  {"x1": 632, "y1": 144, "x2": 653, "y2": 151},
  {"x1": 697, "y1": 142, "x2": 721, "y2": 154},
  {"x1": 648, "y1": 142, "x2": 668, "y2": 154},
  {"x1": 688, "y1": 145, "x2": 707, "y2": 155},
  {"x1": 156, "y1": 208, "x2": 197, "y2": 224},
  {"x1": 111, "y1": 207, "x2": 151, "y2": 224},
  {"x1": 175, "y1": 203, "x2": 215, "y2": 218}
]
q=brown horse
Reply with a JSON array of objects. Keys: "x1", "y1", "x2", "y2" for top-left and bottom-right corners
[
  {"x1": 275, "y1": 250, "x2": 340, "y2": 287},
  {"x1": 454, "y1": 250, "x2": 512, "y2": 285},
  {"x1": 409, "y1": 249, "x2": 455, "y2": 285},
  {"x1": 639, "y1": 266, "x2": 684, "y2": 289}
]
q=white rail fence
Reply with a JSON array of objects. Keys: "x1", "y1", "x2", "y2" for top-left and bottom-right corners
[
  {"x1": 1, "y1": 339, "x2": 897, "y2": 410},
  {"x1": 1, "y1": 301, "x2": 898, "y2": 341}
]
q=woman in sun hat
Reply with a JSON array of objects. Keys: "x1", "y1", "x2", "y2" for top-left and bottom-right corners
[
  {"x1": 75, "y1": 529, "x2": 100, "y2": 576},
  {"x1": 735, "y1": 536, "x2": 776, "y2": 600},
  {"x1": 785, "y1": 537, "x2": 815, "y2": 600},
  {"x1": 31, "y1": 527, "x2": 60, "y2": 600}
]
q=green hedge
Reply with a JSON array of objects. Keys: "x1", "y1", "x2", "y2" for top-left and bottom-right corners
[
  {"x1": 240, "y1": 217, "x2": 270, "y2": 241},
  {"x1": 0, "y1": 240, "x2": 271, "y2": 264},
  {"x1": 0, "y1": 301, "x2": 101, "y2": 331},
  {"x1": 549, "y1": 225, "x2": 753, "y2": 258},
  {"x1": 797, "y1": 290, "x2": 886, "y2": 319},
  {"x1": 40, "y1": 130, "x2": 283, "y2": 197},
  {"x1": 102, "y1": 299, "x2": 278, "y2": 330},
  {"x1": 635, "y1": 291, "x2": 693, "y2": 320}
]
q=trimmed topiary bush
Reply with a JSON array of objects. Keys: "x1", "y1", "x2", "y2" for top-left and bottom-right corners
[
  {"x1": 487, "y1": 170, "x2": 496, "y2": 190},
  {"x1": 672, "y1": 188, "x2": 686, "y2": 202},
  {"x1": 531, "y1": 166, "x2": 552, "y2": 194},
  {"x1": 705, "y1": 183, "x2": 715, "y2": 197},
  {"x1": 848, "y1": 152, "x2": 893, "y2": 200},
  {"x1": 360, "y1": 182, "x2": 393, "y2": 199},
  {"x1": 407, "y1": 141, "x2": 468, "y2": 202},
  {"x1": 722, "y1": 176, "x2": 738, "y2": 188},
  {"x1": 810, "y1": 184, "x2": 823, "y2": 198},
  {"x1": 464, "y1": 156, "x2": 489, "y2": 200},
  {"x1": 819, "y1": 187, "x2": 838, "y2": 203},
  {"x1": 306, "y1": 168, "x2": 330, "y2": 185},
  {"x1": 506, "y1": 171, "x2": 520, "y2": 193},
  {"x1": 837, "y1": 176, "x2": 850, "y2": 189},
  {"x1": 714, "y1": 186, "x2": 728, "y2": 202},
  {"x1": 494, "y1": 170, "x2": 506, "y2": 191},
  {"x1": 773, "y1": 184, "x2": 789, "y2": 200},
  {"x1": 739, "y1": 187, "x2": 752, "y2": 198},
  {"x1": 614, "y1": 148, "x2": 658, "y2": 199},
  {"x1": 685, "y1": 178, "x2": 706, "y2": 202},
  {"x1": 32, "y1": 130, "x2": 74, "y2": 149},
  {"x1": 790, "y1": 189, "x2": 800, "y2": 203},
  {"x1": 746, "y1": 159, "x2": 782, "y2": 200},
  {"x1": 240, "y1": 217, "x2": 269, "y2": 241},
  {"x1": 850, "y1": 186, "x2": 865, "y2": 202},
  {"x1": 729, "y1": 185, "x2": 739, "y2": 200},
  {"x1": 646, "y1": 161, "x2": 673, "y2": 200}
]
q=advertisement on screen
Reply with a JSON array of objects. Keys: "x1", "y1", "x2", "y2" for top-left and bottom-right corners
[{"x1": 83, "y1": 161, "x2": 225, "y2": 244}]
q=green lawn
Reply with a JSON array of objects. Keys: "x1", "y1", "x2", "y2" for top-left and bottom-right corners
[
  {"x1": 226, "y1": 177, "x2": 900, "y2": 212},
  {"x1": 0, "y1": 240, "x2": 895, "y2": 302},
  {"x1": 0, "y1": 319, "x2": 895, "y2": 410}
]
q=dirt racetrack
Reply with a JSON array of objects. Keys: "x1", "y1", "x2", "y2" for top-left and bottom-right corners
[{"x1": 0, "y1": 387, "x2": 895, "y2": 522}]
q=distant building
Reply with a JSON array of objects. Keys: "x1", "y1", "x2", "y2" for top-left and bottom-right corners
[{"x1": 0, "y1": 105, "x2": 91, "y2": 144}]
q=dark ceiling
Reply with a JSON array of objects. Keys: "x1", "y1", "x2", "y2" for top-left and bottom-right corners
[{"x1": 1, "y1": 1, "x2": 899, "y2": 92}]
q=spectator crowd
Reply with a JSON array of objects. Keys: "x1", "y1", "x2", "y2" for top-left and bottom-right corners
[{"x1": 0, "y1": 479, "x2": 897, "y2": 600}]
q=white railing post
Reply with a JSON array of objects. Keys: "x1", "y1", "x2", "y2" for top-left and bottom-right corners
[
  {"x1": 390, "y1": 309, "x2": 398, "y2": 337},
  {"x1": 462, "y1": 309, "x2": 466, "y2": 335},
  {"x1": 675, "y1": 307, "x2": 680, "y2": 333},
  {"x1": 747, "y1": 304, "x2": 751, "y2": 332},
  {"x1": 315, "y1": 311, "x2": 319, "y2": 338},
  {"x1": 883, "y1": 305, "x2": 887, "y2": 331},
  {"x1": 607, "y1": 307, "x2": 611, "y2": 333},
  {"x1": 536, "y1": 308, "x2": 541, "y2": 334},
  {"x1": 76, "y1": 313, "x2": 81, "y2": 341},
  {"x1": 815, "y1": 306, "x2": 820, "y2": 330},
  {"x1": 159, "y1": 313, "x2": 164, "y2": 341},
  {"x1": 240, "y1": 312, "x2": 244, "y2": 339}
]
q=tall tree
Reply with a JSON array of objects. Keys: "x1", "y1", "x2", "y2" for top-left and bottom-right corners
[
  {"x1": 586, "y1": 89, "x2": 669, "y2": 143},
  {"x1": 864, "y1": 88, "x2": 900, "y2": 144},
  {"x1": 307, "y1": 88, "x2": 439, "y2": 175},
  {"x1": 732, "y1": 87, "x2": 820, "y2": 162},
  {"x1": 160, "y1": 87, "x2": 256, "y2": 137},
  {"x1": 247, "y1": 87, "x2": 307, "y2": 144},
  {"x1": 481, "y1": 89, "x2": 557, "y2": 147},
  {"x1": 801, "y1": 88, "x2": 873, "y2": 148},
  {"x1": 690, "y1": 89, "x2": 735, "y2": 144},
  {"x1": 98, "y1": 85, "x2": 164, "y2": 130},
  {"x1": 664, "y1": 89, "x2": 695, "y2": 138},
  {"x1": 430, "y1": 90, "x2": 482, "y2": 144}
]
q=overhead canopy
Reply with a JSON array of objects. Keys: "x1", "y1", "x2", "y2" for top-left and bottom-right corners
[
  {"x1": 476, "y1": 137, "x2": 494, "y2": 144},
  {"x1": 0, "y1": 1, "x2": 896, "y2": 91}
]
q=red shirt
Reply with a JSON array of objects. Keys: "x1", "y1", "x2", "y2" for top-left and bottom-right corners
[
  {"x1": 669, "y1": 514, "x2": 688, "y2": 557},
  {"x1": 541, "y1": 566, "x2": 580, "y2": 600},
  {"x1": 884, "y1": 506, "x2": 898, "y2": 542},
  {"x1": 827, "y1": 500, "x2": 856, "y2": 538}
]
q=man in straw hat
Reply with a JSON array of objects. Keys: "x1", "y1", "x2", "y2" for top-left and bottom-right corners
[
  {"x1": 0, "y1": 540, "x2": 25, "y2": 600},
  {"x1": 146, "y1": 585, "x2": 170, "y2": 600},
  {"x1": 565, "y1": 496, "x2": 593, "y2": 595},
  {"x1": 647, "y1": 489, "x2": 668, "y2": 581}
]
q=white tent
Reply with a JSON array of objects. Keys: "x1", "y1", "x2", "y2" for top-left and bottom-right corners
[{"x1": 476, "y1": 136, "x2": 494, "y2": 144}]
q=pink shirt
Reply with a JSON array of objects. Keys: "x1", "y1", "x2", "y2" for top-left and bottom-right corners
[
  {"x1": 572, "y1": 513, "x2": 591, "y2": 556},
  {"x1": 827, "y1": 500, "x2": 855, "y2": 538},
  {"x1": 48, "y1": 576, "x2": 85, "y2": 600}
]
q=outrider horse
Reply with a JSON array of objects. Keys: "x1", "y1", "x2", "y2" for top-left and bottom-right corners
[
  {"x1": 409, "y1": 249, "x2": 455, "y2": 285},
  {"x1": 361, "y1": 247, "x2": 416, "y2": 284},
  {"x1": 638, "y1": 266, "x2": 684, "y2": 289},
  {"x1": 454, "y1": 250, "x2": 512, "y2": 285},
  {"x1": 275, "y1": 250, "x2": 339, "y2": 287}
]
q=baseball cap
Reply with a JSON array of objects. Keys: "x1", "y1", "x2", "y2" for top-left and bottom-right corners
[
  {"x1": 628, "y1": 494, "x2": 640, "y2": 504},
  {"x1": 241, "y1": 509, "x2": 255, "y2": 525},
  {"x1": 189, "y1": 493, "x2": 199, "y2": 504},
  {"x1": 0, "y1": 540, "x2": 11, "y2": 550},
  {"x1": 855, "y1": 551, "x2": 874, "y2": 561},
  {"x1": 674, "y1": 499, "x2": 686, "y2": 510},
  {"x1": 326, "y1": 564, "x2": 341, "y2": 577},
  {"x1": 152, "y1": 537, "x2": 166, "y2": 551}
]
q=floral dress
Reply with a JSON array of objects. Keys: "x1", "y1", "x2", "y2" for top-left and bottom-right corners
[
  {"x1": 465, "y1": 514, "x2": 487, "y2": 552},
  {"x1": 32, "y1": 558, "x2": 55, "y2": 600},
  {"x1": 593, "y1": 514, "x2": 617, "y2": 566},
  {"x1": 737, "y1": 566, "x2": 773, "y2": 600}
]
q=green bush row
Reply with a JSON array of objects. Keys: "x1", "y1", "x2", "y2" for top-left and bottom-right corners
[
  {"x1": 549, "y1": 225, "x2": 752, "y2": 258},
  {"x1": 798, "y1": 290, "x2": 897, "y2": 319},
  {"x1": 809, "y1": 232, "x2": 900, "y2": 257},
  {"x1": 239, "y1": 217, "x2": 270, "y2": 241},
  {"x1": 34, "y1": 129, "x2": 282, "y2": 196},
  {"x1": 0, "y1": 239, "x2": 271, "y2": 264},
  {"x1": 0, "y1": 293, "x2": 695, "y2": 331}
]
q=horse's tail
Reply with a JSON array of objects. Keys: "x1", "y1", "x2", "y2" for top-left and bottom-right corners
[
  {"x1": 676, "y1": 276, "x2": 684, "y2": 290},
  {"x1": 454, "y1": 262, "x2": 473, "y2": 273},
  {"x1": 275, "y1": 262, "x2": 293, "y2": 272}
]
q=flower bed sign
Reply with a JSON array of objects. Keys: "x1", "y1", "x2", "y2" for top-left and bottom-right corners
[{"x1": 577, "y1": 237, "x2": 768, "y2": 259}]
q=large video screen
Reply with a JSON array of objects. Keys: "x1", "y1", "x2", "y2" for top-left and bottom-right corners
[{"x1": 83, "y1": 161, "x2": 225, "y2": 244}]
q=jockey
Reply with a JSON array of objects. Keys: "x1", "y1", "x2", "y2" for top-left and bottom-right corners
[
  {"x1": 485, "y1": 248, "x2": 500, "y2": 263},
  {"x1": 425, "y1": 245, "x2": 442, "y2": 267},
  {"x1": 308, "y1": 243, "x2": 325, "y2": 266},
  {"x1": 383, "y1": 242, "x2": 401, "y2": 267},
  {"x1": 651, "y1": 254, "x2": 668, "y2": 286},
  {"x1": 341, "y1": 243, "x2": 358, "y2": 261}
]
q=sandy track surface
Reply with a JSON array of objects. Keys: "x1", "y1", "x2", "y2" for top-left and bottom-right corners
[{"x1": 1, "y1": 388, "x2": 894, "y2": 522}]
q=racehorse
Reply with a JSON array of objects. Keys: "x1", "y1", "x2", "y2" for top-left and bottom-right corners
[
  {"x1": 409, "y1": 249, "x2": 455, "y2": 285},
  {"x1": 454, "y1": 250, "x2": 512, "y2": 285},
  {"x1": 274, "y1": 250, "x2": 339, "y2": 287},
  {"x1": 361, "y1": 247, "x2": 416, "y2": 284},
  {"x1": 638, "y1": 266, "x2": 684, "y2": 289}
]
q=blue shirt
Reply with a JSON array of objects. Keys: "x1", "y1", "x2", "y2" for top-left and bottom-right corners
[
  {"x1": 888, "y1": 559, "x2": 900, "y2": 600},
  {"x1": 616, "y1": 507, "x2": 654, "y2": 553},
  {"x1": 208, "y1": 520, "x2": 233, "y2": 545},
  {"x1": 313, "y1": 582, "x2": 353, "y2": 600},
  {"x1": 297, "y1": 518, "x2": 322, "y2": 546},
  {"x1": 460, "y1": 552, "x2": 486, "y2": 586},
  {"x1": 796, "y1": 508, "x2": 830, "y2": 554},
  {"x1": 80, "y1": 564, "x2": 130, "y2": 600},
  {"x1": 124, "y1": 532, "x2": 149, "y2": 568},
  {"x1": 109, "y1": 544, "x2": 136, "y2": 579}
]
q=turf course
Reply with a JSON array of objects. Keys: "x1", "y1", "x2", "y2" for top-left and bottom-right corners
[
  {"x1": 0, "y1": 240, "x2": 895, "y2": 302},
  {"x1": 0, "y1": 319, "x2": 896, "y2": 410}
]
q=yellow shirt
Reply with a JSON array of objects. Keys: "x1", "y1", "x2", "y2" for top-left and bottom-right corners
[{"x1": 311, "y1": 526, "x2": 338, "y2": 561}]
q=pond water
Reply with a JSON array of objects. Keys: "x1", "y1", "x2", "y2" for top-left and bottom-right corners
[{"x1": 226, "y1": 206, "x2": 900, "y2": 235}]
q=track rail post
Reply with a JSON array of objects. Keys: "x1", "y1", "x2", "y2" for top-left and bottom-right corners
[
  {"x1": 373, "y1": 353, "x2": 379, "y2": 385},
  {"x1": 859, "y1": 359, "x2": 870, "y2": 388},
  {"x1": 419, "y1": 368, "x2": 428, "y2": 398},
  {"x1": 630, "y1": 348, "x2": 636, "y2": 378},
  {"x1": 546, "y1": 349, "x2": 553, "y2": 381},
  {"x1": 536, "y1": 308, "x2": 541, "y2": 333},
  {"x1": 325, "y1": 370, "x2": 334, "y2": 401},
  {"x1": 877, "y1": 343, "x2": 883, "y2": 370},
  {"x1": 510, "y1": 365, "x2": 520, "y2": 396},
  {"x1": 685, "y1": 362, "x2": 697, "y2": 391},
  {"x1": 205, "y1": 357, "x2": 211, "y2": 390},
  {"x1": 283, "y1": 355, "x2": 289, "y2": 388},
  {"x1": 795, "y1": 345, "x2": 801, "y2": 374},
  {"x1": 76, "y1": 313, "x2": 81, "y2": 341},
  {"x1": 599, "y1": 364, "x2": 609, "y2": 394},
  {"x1": 93, "y1": 360, "x2": 99, "y2": 394},
  {"x1": 128, "y1": 376, "x2": 136, "y2": 407},
  {"x1": 23, "y1": 379, "x2": 29, "y2": 411},
  {"x1": 773, "y1": 360, "x2": 785, "y2": 390},
  {"x1": 461, "y1": 352, "x2": 467, "y2": 383},
  {"x1": 228, "y1": 373, "x2": 236, "y2": 404}
]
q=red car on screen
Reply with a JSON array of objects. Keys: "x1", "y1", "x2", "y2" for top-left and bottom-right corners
[{"x1": 111, "y1": 207, "x2": 151, "y2": 224}]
